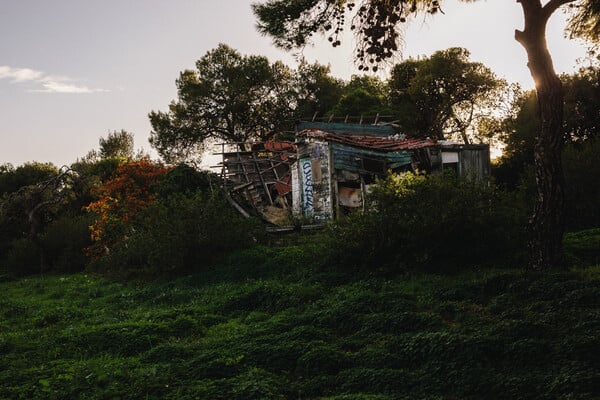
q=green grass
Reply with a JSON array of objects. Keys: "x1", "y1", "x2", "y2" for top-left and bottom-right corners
[{"x1": 1, "y1": 246, "x2": 600, "y2": 399}]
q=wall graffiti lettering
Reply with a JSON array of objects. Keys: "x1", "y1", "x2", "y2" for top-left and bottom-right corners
[
  {"x1": 311, "y1": 143, "x2": 325, "y2": 159},
  {"x1": 300, "y1": 158, "x2": 314, "y2": 214}
]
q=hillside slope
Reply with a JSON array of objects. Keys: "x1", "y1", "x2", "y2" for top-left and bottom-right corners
[{"x1": 1, "y1": 248, "x2": 599, "y2": 399}]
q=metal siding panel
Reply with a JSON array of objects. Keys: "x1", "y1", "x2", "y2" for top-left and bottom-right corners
[{"x1": 331, "y1": 143, "x2": 413, "y2": 172}]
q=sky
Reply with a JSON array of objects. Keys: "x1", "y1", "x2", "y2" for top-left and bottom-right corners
[{"x1": 0, "y1": 0, "x2": 591, "y2": 168}]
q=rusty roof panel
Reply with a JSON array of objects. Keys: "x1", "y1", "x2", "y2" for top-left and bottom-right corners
[{"x1": 297, "y1": 129, "x2": 438, "y2": 152}]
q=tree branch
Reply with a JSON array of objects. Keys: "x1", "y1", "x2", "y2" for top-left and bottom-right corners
[{"x1": 542, "y1": 0, "x2": 577, "y2": 19}]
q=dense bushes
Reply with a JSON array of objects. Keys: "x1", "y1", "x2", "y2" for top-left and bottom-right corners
[
  {"x1": 87, "y1": 164, "x2": 263, "y2": 277},
  {"x1": 3, "y1": 213, "x2": 94, "y2": 276},
  {"x1": 563, "y1": 140, "x2": 600, "y2": 230},
  {"x1": 1, "y1": 155, "x2": 595, "y2": 279},
  {"x1": 326, "y1": 172, "x2": 527, "y2": 273},
  {"x1": 0, "y1": 160, "x2": 263, "y2": 278},
  {"x1": 84, "y1": 158, "x2": 172, "y2": 258},
  {"x1": 2, "y1": 238, "x2": 41, "y2": 276},
  {"x1": 0, "y1": 163, "x2": 93, "y2": 276},
  {"x1": 41, "y1": 214, "x2": 95, "y2": 273}
]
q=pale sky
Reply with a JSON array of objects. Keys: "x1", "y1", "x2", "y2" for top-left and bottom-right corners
[{"x1": 0, "y1": 0, "x2": 590, "y2": 167}]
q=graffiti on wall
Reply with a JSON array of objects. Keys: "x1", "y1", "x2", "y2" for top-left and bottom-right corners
[
  {"x1": 295, "y1": 142, "x2": 333, "y2": 221},
  {"x1": 300, "y1": 158, "x2": 314, "y2": 216}
]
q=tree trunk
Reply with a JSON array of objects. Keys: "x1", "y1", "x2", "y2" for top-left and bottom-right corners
[{"x1": 515, "y1": 0, "x2": 567, "y2": 270}]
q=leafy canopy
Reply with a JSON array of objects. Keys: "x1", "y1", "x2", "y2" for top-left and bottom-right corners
[
  {"x1": 84, "y1": 158, "x2": 171, "y2": 258},
  {"x1": 329, "y1": 74, "x2": 392, "y2": 116},
  {"x1": 149, "y1": 44, "x2": 295, "y2": 164},
  {"x1": 99, "y1": 130, "x2": 135, "y2": 160},
  {"x1": 389, "y1": 47, "x2": 507, "y2": 142},
  {"x1": 254, "y1": 0, "x2": 600, "y2": 71}
]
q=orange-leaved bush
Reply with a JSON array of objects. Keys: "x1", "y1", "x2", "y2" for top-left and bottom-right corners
[{"x1": 84, "y1": 158, "x2": 171, "y2": 257}]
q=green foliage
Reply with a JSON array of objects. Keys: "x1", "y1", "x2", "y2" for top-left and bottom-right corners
[
  {"x1": 0, "y1": 164, "x2": 88, "y2": 275},
  {"x1": 252, "y1": 0, "x2": 600, "y2": 271},
  {"x1": 293, "y1": 60, "x2": 345, "y2": 119},
  {"x1": 71, "y1": 156, "x2": 122, "y2": 183},
  {"x1": 254, "y1": 0, "x2": 600, "y2": 72},
  {"x1": 326, "y1": 172, "x2": 527, "y2": 273},
  {"x1": 155, "y1": 163, "x2": 220, "y2": 197},
  {"x1": 1, "y1": 238, "x2": 40, "y2": 276},
  {"x1": 562, "y1": 66, "x2": 600, "y2": 143},
  {"x1": 498, "y1": 137, "x2": 600, "y2": 232},
  {"x1": 563, "y1": 140, "x2": 600, "y2": 230},
  {"x1": 98, "y1": 129, "x2": 135, "y2": 160},
  {"x1": 329, "y1": 75, "x2": 392, "y2": 117},
  {"x1": 84, "y1": 158, "x2": 170, "y2": 259},
  {"x1": 2, "y1": 265, "x2": 600, "y2": 399},
  {"x1": 296, "y1": 345, "x2": 351, "y2": 376},
  {"x1": 41, "y1": 214, "x2": 94, "y2": 273},
  {"x1": 68, "y1": 157, "x2": 123, "y2": 211},
  {"x1": 495, "y1": 68, "x2": 600, "y2": 223},
  {"x1": 389, "y1": 47, "x2": 506, "y2": 141},
  {"x1": 564, "y1": 228, "x2": 600, "y2": 266},
  {"x1": 90, "y1": 189, "x2": 263, "y2": 277},
  {"x1": 212, "y1": 243, "x2": 328, "y2": 284},
  {"x1": 253, "y1": 0, "x2": 440, "y2": 69},
  {"x1": 0, "y1": 162, "x2": 58, "y2": 197},
  {"x1": 149, "y1": 43, "x2": 295, "y2": 164},
  {"x1": 0, "y1": 162, "x2": 61, "y2": 263},
  {"x1": 567, "y1": 0, "x2": 600, "y2": 42}
]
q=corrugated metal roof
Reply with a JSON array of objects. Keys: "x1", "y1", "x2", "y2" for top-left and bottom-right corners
[{"x1": 297, "y1": 129, "x2": 438, "y2": 152}]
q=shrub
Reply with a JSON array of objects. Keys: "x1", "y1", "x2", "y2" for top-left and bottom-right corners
[
  {"x1": 155, "y1": 163, "x2": 220, "y2": 196},
  {"x1": 84, "y1": 158, "x2": 171, "y2": 258},
  {"x1": 90, "y1": 190, "x2": 263, "y2": 277},
  {"x1": 2, "y1": 238, "x2": 40, "y2": 276},
  {"x1": 41, "y1": 214, "x2": 94, "y2": 273},
  {"x1": 326, "y1": 171, "x2": 527, "y2": 273},
  {"x1": 564, "y1": 228, "x2": 600, "y2": 267},
  {"x1": 563, "y1": 140, "x2": 600, "y2": 230}
]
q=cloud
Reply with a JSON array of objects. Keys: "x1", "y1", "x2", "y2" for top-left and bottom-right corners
[
  {"x1": 35, "y1": 77, "x2": 110, "y2": 94},
  {"x1": 0, "y1": 66, "x2": 44, "y2": 82},
  {"x1": 0, "y1": 65, "x2": 108, "y2": 94}
]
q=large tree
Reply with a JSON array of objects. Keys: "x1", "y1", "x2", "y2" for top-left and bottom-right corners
[
  {"x1": 389, "y1": 47, "x2": 507, "y2": 143},
  {"x1": 149, "y1": 43, "x2": 296, "y2": 164},
  {"x1": 253, "y1": 0, "x2": 600, "y2": 270},
  {"x1": 329, "y1": 74, "x2": 393, "y2": 117},
  {"x1": 562, "y1": 65, "x2": 600, "y2": 143},
  {"x1": 494, "y1": 67, "x2": 600, "y2": 229},
  {"x1": 494, "y1": 65, "x2": 599, "y2": 187},
  {"x1": 292, "y1": 59, "x2": 345, "y2": 119},
  {"x1": 99, "y1": 130, "x2": 135, "y2": 160}
]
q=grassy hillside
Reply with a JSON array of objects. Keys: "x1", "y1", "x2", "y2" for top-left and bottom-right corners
[{"x1": 1, "y1": 245, "x2": 600, "y2": 399}]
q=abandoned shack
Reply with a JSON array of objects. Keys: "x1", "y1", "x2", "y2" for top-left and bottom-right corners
[{"x1": 219, "y1": 121, "x2": 491, "y2": 227}]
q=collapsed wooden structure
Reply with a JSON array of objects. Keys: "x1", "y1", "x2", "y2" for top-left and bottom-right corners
[
  {"x1": 217, "y1": 121, "x2": 490, "y2": 227},
  {"x1": 218, "y1": 141, "x2": 298, "y2": 226}
]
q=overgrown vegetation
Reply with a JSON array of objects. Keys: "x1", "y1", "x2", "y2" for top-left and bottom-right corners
[
  {"x1": 1, "y1": 158, "x2": 598, "y2": 397},
  {"x1": 326, "y1": 171, "x2": 528, "y2": 273},
  {"x1": 83, "y1": 162, "x2": 263, "y2": 279},
  {"x1": 1, "y1": 249, "x2": 599, "y2": 399}
]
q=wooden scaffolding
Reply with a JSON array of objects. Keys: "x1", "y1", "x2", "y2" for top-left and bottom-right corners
[{"x1": 217, "y1": 142, "x2": 297, "y2": 226}]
